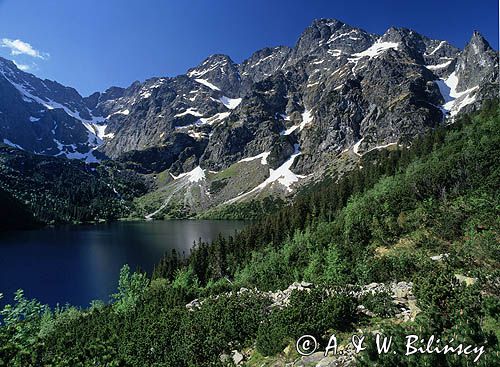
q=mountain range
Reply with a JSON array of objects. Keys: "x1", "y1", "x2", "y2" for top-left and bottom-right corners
[{"x1": 0, "y1": 18, "x2": 498, "y2": 219}]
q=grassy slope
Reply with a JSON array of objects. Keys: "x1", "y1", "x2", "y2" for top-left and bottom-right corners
[{"x1": 133, "y1": 158, "x2": 273, "y2": 219}]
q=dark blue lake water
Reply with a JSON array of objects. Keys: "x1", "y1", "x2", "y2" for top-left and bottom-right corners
[{"x1": 0, "y1": 220, "x2": 248, "y2": 308}]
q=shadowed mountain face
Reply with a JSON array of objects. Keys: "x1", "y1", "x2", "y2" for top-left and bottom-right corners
[{"x1": 0, "y1": 19, "x2": 498, "y2": 215}]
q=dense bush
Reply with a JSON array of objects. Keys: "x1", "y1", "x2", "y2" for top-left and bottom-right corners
[
  {"x1": 360, "y1": 291, "x2": 398, "y2": 318},
  {"x1": 256, "y1": 289, "x2": 358, "y2": 356}
]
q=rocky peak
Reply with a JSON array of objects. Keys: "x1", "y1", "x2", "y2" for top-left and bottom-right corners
[
  {"x1": 0, "y1": 57, "x2": 105, "y2": 161},
  {"x1": 293, "y1": 18, "x2": 346, "y2": 58},
  {"x1": 245, "y1": 46, "x2": 291, "y2": 63},
  {"x1": 0, "y1": 56, "x2": 90, "y2": 114},
  {"x1": 378, "y1": 27, "x2": 430, "y2": 62},
  {"x1": 103, "y1": 86, "x2": 127, "y2": 100},
  {"x1": 454, "y1": 31, "x2": 498, "y2": 92},
  {"x1": 186, "y1": 54, "x2": 241, "y2": 97},
  {"x1": 378, "y1": 27, "x2": 461, "y2": 68},
  {"x1": 188, "y1": 54, "x2": 235, "y2": 73},
  {"x1": 84, "y1": 86, "x2": 127, "y2": 110},
  {"x1": 302, "y1": 18, "x2": 346, "y2": 38},
  {"x1": 83, "y1": 92, "x2": 101, "y2": 110},
  {"x1": 238, "y1": 46, "x2": 291, "y2": 89},
  {"x1": 468, "y1": 31, "x2": 493, "y2": 54},
  {"x1": 380, "y1": 26, "x2": 417, "y2": 42}
]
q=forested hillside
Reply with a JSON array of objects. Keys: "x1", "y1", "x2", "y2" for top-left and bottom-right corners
[
  {"x1": 0, "y1": 146, "x2": 149, "y2": 226},
  {"x1": 0, "y1": 102, "x2": 498, "y2": 366}
]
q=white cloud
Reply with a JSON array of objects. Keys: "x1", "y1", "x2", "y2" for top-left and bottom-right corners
[
  {"x1": 12, "y1": 60, "x2": 31, "y2": 71},
  {"x1": 1, "y1": 38, "x2": 49, "y2": 59}
]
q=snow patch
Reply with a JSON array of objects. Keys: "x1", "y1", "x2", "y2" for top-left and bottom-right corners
[
  {"x1": 2, "y1": 138, "x2": 23, "y2": 150},
  {"x1": 172, "y1": 166, "x2": 206, "y2": 183},
  {"x1": 187, "y1": 59, "x2": 228, "y2": 78},
  {"x1": 364, "y1": 142, "x2": 398, "y2": 154},
  {"x1": 187, "y1": 130, "x2": 206, "y2": 140},
  {"x1": 238, "y1": 152, "x2": 270, "y2": 165},
  {"x1": 327, "y1": 30, "x2": 361, "y2": 45},
  {"x1": 327, "y1": 49, "x2": 342, "y2": 57},
  {"x1": 174, "y1": 108, "x2": 203, "y2": 118},
  {"x1": 351, "y1": 140, "x2": 399, "y2": 156},
  {"x1": 299, "y1": 109, "x2": 313, "y2": 131},
  {"x1": 176, "y1": 112, "x2": 230, "y2": 131},
  {"x1": 93, "y1": 124, "x2": 114, "y2": 139},
  {"x1": 53, "y1": 139, "x2": 99, "y2": 163},
  {"x1": 107, "y1": 109, "x2": 130, "y2": 119},
  {"x1": 426, "y1": 41, "x2": 446, "y2": 56},
  {"x1": 139, "y1": 80, "x2": 164, "y2": 99},
  {"x1": 199, "y1": 112, "x2": 230, "y2": 125},
  {"x1": 219, "y1": 96, "x2": 242, "y2": 109},
  {"x1": 435, "y1": 72, "x2": 479, "y2": 117},
  {"x1": 352, "y1": 138, "x2": 364, "y2": 156},
  {"x1": 194, "y1": 78, "x2": 220, "y2": 91},
  {"x1": 426, "y1": 61, "x2": 452, "y2": 70},
  {"x1": 250, "y1": 54, "x2": 274, "y2": 68},
  {"x1": 226, "y1": 145, "x2": 305, "y2": 204},
  {"x1": 350, "y1": 42, "x2": 399, "y2": 60},
  {"x1": 268, "y1": 145, "x2": 305, "y2": 191},
  {"x1": 279, "y1": 109, "x2": 313, "y2": 135},
  {"x1": 281, "y1": 125, "x2": 299, "y2": 136}
]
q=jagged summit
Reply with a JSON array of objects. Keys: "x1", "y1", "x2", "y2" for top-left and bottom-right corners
[
  {"x1": 466, "y1": 30, "x2": 495, "y2": 53},
  {"x1": 186, "y1": 53, "x2": 240, "y2": 97},
  {"x1": 452, "y1": 30, "x2": 498, "y2": 92},
  {"x1": 311, "y1": 17, "x2": 345, "y2": 26}
]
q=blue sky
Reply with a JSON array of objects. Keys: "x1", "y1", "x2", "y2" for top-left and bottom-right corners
[{"x1": 0, "y1": 0, "x2": 497, "y2": 96}]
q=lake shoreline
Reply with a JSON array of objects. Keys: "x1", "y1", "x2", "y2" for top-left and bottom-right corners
[{"x1": 0, "y1": 215, "x2": 251, "y2": 234}]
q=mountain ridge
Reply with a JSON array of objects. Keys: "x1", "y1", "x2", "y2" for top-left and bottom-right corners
[{"x1": 0, "y1": 18, "x2": 498, "y2": 218}]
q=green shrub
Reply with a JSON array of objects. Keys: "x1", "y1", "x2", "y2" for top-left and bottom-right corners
[
  {"x1": 360, "y1": 291, "x2": 398, "y2": 318},
  {"x1": 256, "y1": 289, "x2": 357, "y2": 356},
  {"x1": 111, "y1": 265, "x2": 149, "y2": 314}
]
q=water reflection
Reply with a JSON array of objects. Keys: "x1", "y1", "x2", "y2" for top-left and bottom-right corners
[{"x1": 0, "y1": 220, "x2": 248, "y2": 307}]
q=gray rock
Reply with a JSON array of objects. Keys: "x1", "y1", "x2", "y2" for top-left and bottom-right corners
[
  {"x1": 231, "y1": 350, "x2": 244, "y2": 365},
  {"x1": 455, "y1": 274, "x2": 478, "y2": 286},
  {"x1": 219, "y1": 353, "x2": 230, "y2": 364}
]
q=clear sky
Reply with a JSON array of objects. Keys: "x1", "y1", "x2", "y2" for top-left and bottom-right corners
[{"x1": 0, "y1": 0, "x2": 497, "y2": 96}]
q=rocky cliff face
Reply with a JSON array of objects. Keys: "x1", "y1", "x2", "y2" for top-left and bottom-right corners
[
  {"x1": 0, "y1": 19, "x2": 498, "y2": 214},
  {"x1": 93, "y1": 19, "x2": 497, "y2": 175}
]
